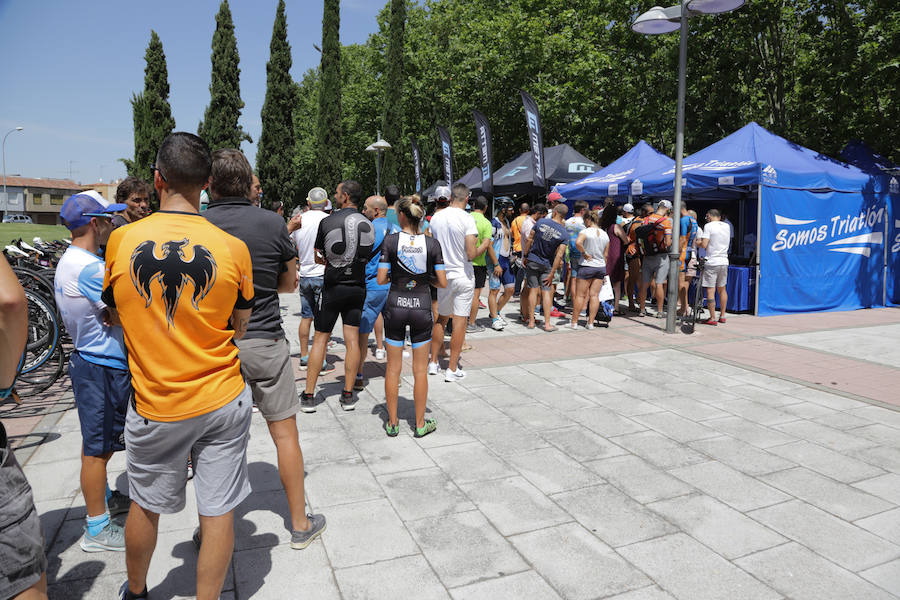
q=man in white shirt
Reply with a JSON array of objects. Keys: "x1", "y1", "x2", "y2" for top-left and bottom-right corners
[
  {"x1": 699, "y1": 208, "x2": 730, "y2": 325},
  {"x1": 289, "y1": 188, "x2": 331, "y2": 369},
  {"x1": 428, "y1": 183, "x2": 491, "y2": 381}
]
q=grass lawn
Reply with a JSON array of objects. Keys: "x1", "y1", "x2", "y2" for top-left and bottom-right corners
[{"x1": 0, "y1": 223, "x2": 70, "y2": 249}]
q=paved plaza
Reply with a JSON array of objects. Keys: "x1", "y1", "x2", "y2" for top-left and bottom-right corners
[{"x1": 5, "y1": 292, "x2": 900, "y2": 599}]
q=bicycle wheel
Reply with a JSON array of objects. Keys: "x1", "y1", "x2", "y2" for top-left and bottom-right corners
[
  {"x1": 13, "y1": 266, "x2": 55, "y2": 302},
  {"x1": 15, "y1": 342, "x2": 65, "y2": 396},
  {"x1": 19, "y1": 289, "x2": 59, "y2": 374},
  {"x1": 690, "y1": 275, "x2": 706, "y2": 326}
]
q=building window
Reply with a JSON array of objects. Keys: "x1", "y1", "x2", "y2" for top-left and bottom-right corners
[{"x1": 50, "y1": 194, "x2": 64, "y2": 205}]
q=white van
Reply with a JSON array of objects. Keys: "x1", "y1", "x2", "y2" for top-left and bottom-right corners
[{"x1": 2, "y1": 214, "x2": 33, "y2": 224}]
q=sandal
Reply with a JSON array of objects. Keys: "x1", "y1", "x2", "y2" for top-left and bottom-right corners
[
  {"x1": 384, "y1": 421, "x2": 399, "y2": 437},
  {"x1": 414, "y1": 418, "x2": 437, "y2": 438}
]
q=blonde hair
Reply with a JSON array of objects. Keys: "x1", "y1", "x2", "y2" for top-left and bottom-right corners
[
  {"x1": 583, "y1": 209, "x2": 601, "y2": 226},
  {"x1": 397, "y1": 195, "x2": 425, "y2": 227}
]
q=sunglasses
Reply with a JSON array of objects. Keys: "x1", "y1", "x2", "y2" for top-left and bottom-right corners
[{"x1": 149, "y1": 163, "x2": 167, "y2": 182}]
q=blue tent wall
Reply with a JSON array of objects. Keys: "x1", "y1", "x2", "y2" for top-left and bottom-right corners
[{"x1": 889, "y1": 191, "x2": 900, "y2": 306}]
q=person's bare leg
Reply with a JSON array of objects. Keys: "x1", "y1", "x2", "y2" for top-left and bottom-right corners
[
  {"x1": 266, "y1": 416, "x2": 310, "y2": 532},
  {"x1": 81, "y1": 451, "x2": 113, "y2": 517},
  {"x1": 448, "y1": 315, "x2": 467, "y2": 371},
  {"x1": 304, "y1": 331, "x2": 330, "y2": 395},
  {"x1": 526, "y1": 286, "x2": 540, "y2": 327},
  {"x1": 612, "y1": 280, "x2": 622, "y2": 311},
  {"x1": 429, "y1": 315, "x2": 448, "y2": 366},
  {"x1": 521, "y1": 284, "x2": 532, "y2": 322},
  {"x1": 706, "y1": 287, "x2": 717, "y2": 321},
  {"x1": 298, "y1": 317, "x2": 312, "y2": 358},
  {"x1": 374, "y1": 313, "x2": 385, "y2": 351},
  {"x1": 384, "y1": 344, "x2": 402, "y2": 426},
  {"x1": 356, "y1": 332, "x2": 369, "y2": 378},
  {"x1": 678, "y1": 272, "x2": 688, "y2": 315},
  {"x1": 570, "y1": 279, "x2": 584, "y2": 326},
  {"x1": 718, "y1": 286, "x2": 728, "y2": 319},
  {"x1": 411, "y1": 344, "x2": 430, "y2": 429},
  {"x1": 498, "y1": 287, "x2": 514, "y2": 314},
  {"x1": 12, "y1": 573, "x2": 47, "y2": 600},
  {"x1": 342, "y1": 324, "x2": 361, "y2": 393},
  {"x1": 488, "y1": 288, "x2": 499, "y2": 319},
  {"x1": 124, "y1": 503, "x2": 159, "y2": 596},
  {"x1": 196, "y1": 512, "x2": 234, "y2": 600},
  {"x1": 587, "y1": 279, "x2": 603, "y2": 323},
  {"x1": 468, "y1": 289, "x2": 480, "y2": 325},
  {"x1": 655, "y1": 282, "x2": 665, "y2": 313},
  {"x1": 541, "y1": 288, "x2": 555, "y2": 331},
  {"x1": 637, "y1": 280, "x2": 649, "y2": 313}
]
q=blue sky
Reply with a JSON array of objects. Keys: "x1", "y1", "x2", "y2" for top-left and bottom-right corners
[{"x1": 0, "y1": 0, "x2": 382, "y2": 185}]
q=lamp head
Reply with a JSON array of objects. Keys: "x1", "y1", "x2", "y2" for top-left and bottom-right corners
[
  {"x1": 371, "y1": 138, "x2": 392, "y2": 151},
  {"x1": 365, "y1": 143, "x2": 377, "y2": 152},
  {"x1": 15, "y1": 127, "x2": 23, "y2": 131},
  {"x1": 632, "y1": 5, "x2": 683, "y2": 35},
  {"x1": 686, "y1": 0, "x2": 745, "y2": 14}
]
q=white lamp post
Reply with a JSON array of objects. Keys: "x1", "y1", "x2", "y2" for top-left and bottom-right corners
[
  {"x1": 365, "y1": 131, "x2": 392, "y2": 196},
  {"x1": 632, "y1": 0, "x2": 744, "y2": 334},
  {"x1": 2, "y1": 127, "x2": 24, "y2": 211}
]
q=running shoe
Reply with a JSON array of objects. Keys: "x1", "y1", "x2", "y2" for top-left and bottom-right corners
[
  {"x1": 549, "y1": 308, "x2": 565, "y2": 318},
  {"x1": 498, "y1": 315, "x2": 509, "y2": 327},
  {"x1": 414, "y1": 418, "x2": 437, "y2": 438},
  {"x1": 428, "y1": 362, "x2": 440, "y2": 376},
  {"x1": 353, "y1": 375, "x2": 365, "y2": 391},
  {"x1": 466, "y1": 323, "x2": 484, "y2": 333},
  {"x1": 586, "y1": 323, "x2": 595, "y2": 330},
  {"x1": 300, "y1": 391, "x2": 316, "y2": 413},
  {"x1": 291, "y1": 513, "x2": 327, "y2": 549},
  {"x1": 186, "y1": 457, "x2": 194, "y2": 480},
  {"x1": 478, "y1": 298, "x2": 487, "y2": 309},
  {"x1": 299, "y1": 354, "x2": 309, "y2": 370},
  {"x1": 384, "y1": 421, "x2": 400, "y2": 437},
  {"x1": 81, "y1": 521, "x2": 126, "y2": 552},
  {"x1": 118, "y1": 581, "x2": 149, "y2": 600},
  {"x1": 107, "y1": 490, "x2": 131, "y2": 518},
  {"x1": 192, "y1": 527, "x2": 201, "y2": 549},
  {"x1": 444, "y1": 368, "x2": 467, "y2": 382},
  {"x1": 340, "y1": 390, "x2": 357, "y2": 411},
  {"x1": 491, "y1": 318, "x2": 505, "y2": 331},
  {"x1": 374, "y1": 348, "x2": 386, "y2": 360},
  {"x1": 568, "y1": 322, "x2": 579, "y2": 330}
]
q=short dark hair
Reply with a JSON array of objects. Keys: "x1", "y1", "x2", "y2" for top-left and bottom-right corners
[
  {"x1": 210, "y1": 148, "x2": 253, "y2": 199},
  {"x1": 519, "y1": 202, "x2": 530, "y2": 213},
  {"x1": 531, "y1": 202, "x2": 547, "y2": 216},
  {"x1": 339, "y1": 180, "x2": 362, "y2": 206},
  {"x1": 473, "y1": 196, "x2": 489, "y2": 211},
  {"x1": 115, "y1": 176, "x2": 151, "y2": 204},
  {"x1": 156, "y1": 132, "x2": 211, "y2": 192},
  {"x1": 707, "y1": 208, "x2": 721, "y2": 219},
  {"x1": 641, "y1": 203, "x2": 654, "y2": 216},
  {"x1": 384, "y1": 184, "x2": 401, "y2": 204},
  {"x1": 451, "y1": 182, "x2": 469, "y2": 202},
  {"x1": 573, "y1": 200, "x2": 588, "y2": 214}
]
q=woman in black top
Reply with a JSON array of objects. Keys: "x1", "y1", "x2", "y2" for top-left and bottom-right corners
[{"x1": 377, "y1": 197, "x2": 447, "y2": 437}]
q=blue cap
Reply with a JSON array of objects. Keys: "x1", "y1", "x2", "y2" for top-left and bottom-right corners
[{"x1": 60, "y1": 191, "x2": 127, "y2": 230}]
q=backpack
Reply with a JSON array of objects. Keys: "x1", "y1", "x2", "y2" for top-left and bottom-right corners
[{"x1": 636, "y1": 215, "x2": 669, "y2": 256}]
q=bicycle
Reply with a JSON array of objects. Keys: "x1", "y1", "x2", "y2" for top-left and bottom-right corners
[{"x1": 683, "y1": 257, "x2": 709, "y2": 333}]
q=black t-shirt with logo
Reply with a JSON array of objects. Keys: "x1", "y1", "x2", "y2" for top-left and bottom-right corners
[{"x1": 314, "y1": 207, "x2": 376, "y2": 287}]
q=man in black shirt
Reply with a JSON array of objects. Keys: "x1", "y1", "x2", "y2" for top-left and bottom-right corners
[
  {"x1": 302, "y1": 180, "x2": 375, "y2": 411},
  {"x1": 204, "y1": 149, "x2": 326, "y2": 550}
]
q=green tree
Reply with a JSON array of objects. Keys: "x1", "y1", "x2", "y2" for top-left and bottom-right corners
[
  {"x1": 121, "y1": 31, "x2": 175, "y2": 182},
  {"x1": 316, "y1": 0, "x2": 343, "y2": 191},
  {"x1": 293, "y1": 71, "x2": 320, "y2": 202},
  {"x1": 380, "y1": 0, "x2": 407, "y2": 184},
  {"x1": 257, "y1": 0, "x2": 297, "y2": 210},
  {"x1": 198, "y1": 0, "x2": 250, "y2": 150}
]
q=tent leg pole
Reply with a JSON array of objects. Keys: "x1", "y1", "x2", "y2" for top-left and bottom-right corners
[{"x1": 755, "y1": 185, "x2": 762, "y2": 315}]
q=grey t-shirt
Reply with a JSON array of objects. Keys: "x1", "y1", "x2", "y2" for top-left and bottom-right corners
[{"x1": 205, "y1": 197, "x2": 297, "y2": 339}]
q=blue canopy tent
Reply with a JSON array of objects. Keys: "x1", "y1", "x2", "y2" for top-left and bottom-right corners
[
  {"x1": 841, "y1": 141, "x2": 900, "y2": 306},
  {"x1": 557, "y1": 140, "x2": 674, "y2": 202},
  {"x1": 637, "y1": 122, "x2": 885, "y2": 316}
]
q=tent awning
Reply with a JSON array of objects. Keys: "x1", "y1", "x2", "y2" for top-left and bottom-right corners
[{"x1": 557, "y1": 140, "x2": 673, "y2": 200}]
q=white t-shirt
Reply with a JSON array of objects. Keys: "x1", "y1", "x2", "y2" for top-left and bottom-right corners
[
  {"x1": 700, "y1": 220, "x2": 730, "y2": 266},
  {"x1": 580, "y1": 227, "x2": 610, "y2": 268},
  {"x1": 291, "y1": 209, "x2": 327, "y2": 277},
  {"x1": 429, "y1": 206, "x2": 477, "y2": 280},
  {"x1": 521, "y1": 216, "x2": 536, "y2": 248}
]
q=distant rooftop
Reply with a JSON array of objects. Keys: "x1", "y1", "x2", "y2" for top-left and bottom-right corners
[{"x1": 2, "y1": 176, "x2": 82, "y2": 190}]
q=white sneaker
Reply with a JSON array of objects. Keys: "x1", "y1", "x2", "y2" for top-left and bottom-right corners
[
  {"x1": 428, "y1": 362, "x2": 439, "y2": 376},
  {"x1": 444, "y1": 368, "x2": 467, "y2": 382},
  {"x1": 374, "y1": 348, "x2": 386, "y2": 360},
  {"x1": 498, "y1": 316, "x2": 509, "y2": 327},
  {"x1": 586, "y1": 323, "x2": 595, "y2": 330},
  {"x1": 568, "y1": 322, "x2": 579, "y2": 330},
  {"x1": 491, "y1": 319, "x2": 505, "y2": 331}
]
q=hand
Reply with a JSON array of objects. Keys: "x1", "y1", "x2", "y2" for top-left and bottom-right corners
[
  {"x1": 582, "y1": 253, "x2": 593, "y2": 262},
  {"x1": 493, "y1": 265, "x2": 502, "y2": 277},
  {"x1": 287, "y1": 214, "x2": 302, "y2": 232},
  {"x1": 542, "y1": 273, "x2": 553, "y2": 287}
]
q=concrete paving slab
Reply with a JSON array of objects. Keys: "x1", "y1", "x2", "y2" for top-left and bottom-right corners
[
  {"x1": 449, "y1": 570, "x2": 560, "y2": 600},
  {"x1": 567, "y1": 406, "x2": 646, "y2": 438},
  {"x1": 748, "y1": 500, "x2": 900, "y2": 572},
  {"x1": 585, "y1": 392, "x2": 664, "y2": 417},
  {"x1": 610, "y1": 430, "x2": 708, "y2": 470},
  {"x1": 648, "y1": 493, "x2": 787, "y2": 559},
  {"x1": 848, "y1": 405, "x2": 900, "y2": 430},
  {"x1": 855, "y1": 507, "x2": 900, "y2": 545},
  {"x1": 509, "y1": 522, "x2": 650, "y2": 599},
  {"x1": 295, "y1": 429, "x2": 361, "y2": 464},
  {"x1": 617, "y1": 533, "x2": 781, "y2": 600},
  {"x1": 335, "y1": 554, "x2": 450, "y2": 600},
  {"x1": 647, "y1": 395, "x2": 731, "y2": 421},
  {"x1": 669, "y1": 462, "x2": 790, "y2": 512},
  {"x1": 736, "y1": 542, "x2": 896, "y2": 600},
  {"x1": 767, "y1": 440, "x2": 886, "y2": 483},
  {"x1": 540, "y1": 425, "x2": 628, "y2": 462},
  {"x1": 23, "y1": 457, "x2": 82, "y2": 502},
  {"x1": 463, "y1": 419, "x2": 551, "y2": 456},
  {"x1": 304, "y1": 458, "x2": 384, "y2": 509},
  {"x1": 500, "y1": 402, "x2": 576, "y2": 431},
  {"x1": 687, "y1": 436, "x2": 795, "y2": 476},
  {"x1": 232, "y1": 542, "x2": 339, "y2": 600},
  {"x1": 633, "y1": 411, "x2": 720, "y2": 443},
  {"x1": 774, "y1": 420, "x2": 877, "y2": 453},
  {"x1": 459, "y1": 476, "x2": 571, "y2": 536},
  {"x1": 853, "y1": 473, "x2": 900, "y2": 505},
  {"x1": 378, "y1": 467, "x2": 475, "y2": 521},
  {"x1": 851, "y1": 446, "x2": 900, "y2": 474},
  {"x1": 604, "y1": 588, "x2": 677, "y2": 600},
  {"x1": 356, "y1": 435, "x2": 436, "y2": 476},
  {"x1": 551, "y1": 484, "x2": 676, "y2": 547},
  {"x1": 761, "y1": 466, "x2": 893, "y2": 521},
  {"x1": 585, "y1": 455, "x2": 694, "y2": 504},
  {"x1": 860, "y1": 558, "x2": 900, "y2": 597},
  {"x1": 319, "y1": 498, "x2": 418, "y2": 569},
  {"x1": 407, "y1": 510, "x2": 528, "y2": 588},
  {"x1": 505, "y1": 447, "x2": 603, "y2": 494},
  {"x1": 425, "y1": 441, "x2": 516, "y2": 484},
  {"x1": 704, "y1": 416, "x2": 797, "y2": 449},
  {"x1": 716, "y1": 399, "x2": 800, "y2": 426}
]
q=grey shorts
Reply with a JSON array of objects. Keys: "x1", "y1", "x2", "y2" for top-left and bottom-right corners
[
  {"x1": 237, "y1": 337, "x2": 299, "y2": 422},
  {"x1": 702, "y1": 264, "x2": 728, "y2": 288},
  {"x1": 525, "y1": 263, "x2": 553, "y2": 291},
  {"x1": 0, "y1": 424, "x2": 46, "y2": 599},
  {"x1": 125, "y1": 386, "x2": 252, "y2": 517},
  {"x1": 641, "y1": 254, "x2": 670, "y2": 284}
]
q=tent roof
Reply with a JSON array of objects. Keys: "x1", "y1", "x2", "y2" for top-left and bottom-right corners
[
  {"x1": 557, "y1": 140, "x2": 673, "y2": 200},
  {"x1": 491, "y1": 144, "x2": 599, "y2": 195},
  {"x1": 640, "y1": 122, "x2": 875, "y2": 196},
  {"x1": 841, "y1": 140, "x2": 900, "y2": 176}
]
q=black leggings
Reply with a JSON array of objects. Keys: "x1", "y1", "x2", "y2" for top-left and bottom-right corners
[
  {"x1": 315, "y1": 285, "x2": 366, "y2": 332},
  {"x1": 383, "y1": 292, "x2": 433, "y2": 348}
]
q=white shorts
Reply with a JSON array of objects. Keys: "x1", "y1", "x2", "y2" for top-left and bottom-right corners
[
  {"x1": 702, "y1": 264, "x2": 728, "y2": 288},
  {"x1": 437, "y1": 277, "x2": 475, "y2": 317}
]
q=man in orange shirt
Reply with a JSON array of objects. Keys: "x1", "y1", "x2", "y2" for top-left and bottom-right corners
[
  {"x1": 510, "y1": 202, "x2": 530, "y2": 296},
  {"x1": 103, "y1": 133, "x2": 255, "y2": 600},
  {"x1": 637, "y1": 200, "x2": 673, "y2": 317}
]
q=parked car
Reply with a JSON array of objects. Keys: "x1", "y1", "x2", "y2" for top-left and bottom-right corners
[{"x1": 2, "y1": 214, "x2": 33, "y2": 223}]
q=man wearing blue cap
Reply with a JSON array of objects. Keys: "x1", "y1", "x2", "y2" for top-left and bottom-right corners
[{"x1": 54, "y1": 190, "x2": 133, "y2": 553}]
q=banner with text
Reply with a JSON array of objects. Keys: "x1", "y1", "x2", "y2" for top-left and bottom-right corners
[
  {"x1": 473, "y1": 110, "x2": 493, "y2": 195},
  {"x1": 759, "y1": 186, "x2": 885, "y2": 315},
  {"x1": 411, "y1": 139, "x2": 422, "y2": 195},
  {"x1": 437, "y1": 125, "x2": 453, "y2": 186},
  {"x1": 888, "y1": 190, "x2": 900, "y2": 305},
  {"x1": 520, "y1": 90, "x2": 546, "y2": 190}
]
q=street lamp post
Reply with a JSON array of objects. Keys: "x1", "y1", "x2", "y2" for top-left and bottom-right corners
[
  {"x1": 2, "y1": 127, "x2": 24, "y2": 211},
  {"x1": 365, "y1": 131, "x2": 392, "y2": 196},
  {"x1": 632, "y1": 0, "x2": 744, "y2": 334}
]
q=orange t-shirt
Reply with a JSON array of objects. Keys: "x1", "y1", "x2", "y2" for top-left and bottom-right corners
[
  {"x1": 511, "y1": 214, "x2": 527, "y2": 252},
  {"x1": 102, "y1": 211, "x2": 254, "y2": 422}
]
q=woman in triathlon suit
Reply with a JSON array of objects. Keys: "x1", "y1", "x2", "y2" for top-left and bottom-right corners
[
  {"x1": 571, "y1": 209, "x2": 610, "y2": 329},
  {"x1": 377, "y1": 197, "x2": 447, "y2": 437}
]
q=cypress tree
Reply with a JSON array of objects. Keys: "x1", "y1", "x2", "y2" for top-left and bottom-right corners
[
  {"x1": 257, "y1": 0, "x2": 296, "y2": 210},
  {"x1": 316, "y1": 0, "x2": 342, "y2": 191},
  {"x1": 198, "y1": 0, "x2": 250, "y2": 149},
  {"x1": 121, "y1": 31, "x2": 175, "y2": 182},
  {"x1": 380, "y1": 0, "x2": 407, "y2": 185}
]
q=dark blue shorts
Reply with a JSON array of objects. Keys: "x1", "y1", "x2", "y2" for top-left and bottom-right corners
[{"x1": 69, "y1": 352, "x2": 132, "y2": 456}]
